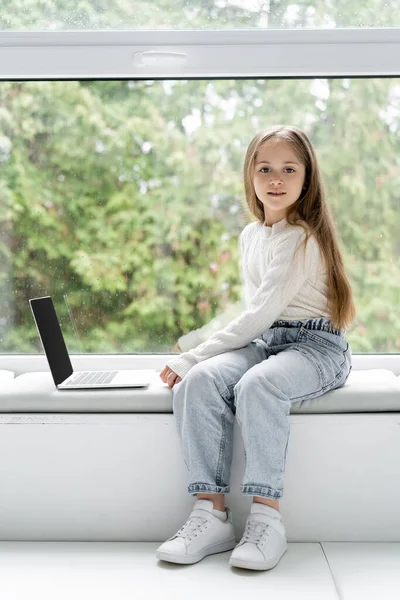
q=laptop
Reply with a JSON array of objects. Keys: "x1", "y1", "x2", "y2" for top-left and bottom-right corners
[{"x1": 29, "y1": 296, "x2": 156, "y2": 389}]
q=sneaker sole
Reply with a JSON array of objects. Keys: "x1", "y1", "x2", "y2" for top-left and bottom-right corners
[
  {"x1": 229, "y1": 546, "x2": 287, "y2": 571},
  {"x1": 156, "y1": 537, "x2": 237, "y2": 565}
]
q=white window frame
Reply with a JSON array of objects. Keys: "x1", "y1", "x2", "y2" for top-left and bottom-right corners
[
  {"x1": 0, "y1": 28, "x2": 399, "y2": 79},
  {"x1": 1, "y1": 28, "x2": 399, "y2": 365}
]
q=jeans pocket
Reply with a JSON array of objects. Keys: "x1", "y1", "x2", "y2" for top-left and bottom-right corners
[
  {"x1": 299, "y1": 327, "x2": 348, "y2": 354},
  {"x1": 298, "y1": 329, "x2": 349, "y2": 391}
]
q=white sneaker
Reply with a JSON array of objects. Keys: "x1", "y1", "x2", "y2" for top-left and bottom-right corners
[
  {"x1": 156, "y1": 499, "x2": 236, "y2": 565},
  {"x1": 229, "y1": 503, "x2": 287, "y2": 570}
]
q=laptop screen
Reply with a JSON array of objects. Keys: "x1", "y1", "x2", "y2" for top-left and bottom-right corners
[{"x1": 30, "y1": 296, "x2": 73, "y2": 386}]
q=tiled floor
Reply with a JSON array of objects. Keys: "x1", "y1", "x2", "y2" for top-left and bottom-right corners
[
  {"x1": 2, "y1": 542, "x2": 400, "y2": 600},
  {"x1": 0, "y1": 542, "x2": 337, "y2": 600}
]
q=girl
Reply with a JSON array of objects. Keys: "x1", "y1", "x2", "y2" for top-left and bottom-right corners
[{"x1": 156, "y1": 125, "x2": 356, "y2": 571}]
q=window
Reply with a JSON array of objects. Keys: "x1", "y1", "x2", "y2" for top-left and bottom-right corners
[
  {"x1": 1, "y1": 1, "x2": 399, "y2": 30},
  {"x1": 1, "y1": 3, "x2": 400, "y2": 356},
  {"x1": 1, "y1": 76, "x2": 399, "y2": 354}
]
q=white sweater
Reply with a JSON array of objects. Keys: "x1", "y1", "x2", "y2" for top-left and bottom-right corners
[{"x1": 166, "y1": 217, "x2": 330, "y2": 379}]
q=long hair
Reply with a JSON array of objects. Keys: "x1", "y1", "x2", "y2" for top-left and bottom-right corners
[{"x1": 243, "y1": 125, "x2": 356, "y2": 331}]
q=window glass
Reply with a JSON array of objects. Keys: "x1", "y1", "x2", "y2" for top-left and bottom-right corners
[
  {"x1": 0, "y1": 0, "x2": 399, "y2": 31},
  {"x1": 0, "y1": 77, "x2": 399, "y2": 355}
]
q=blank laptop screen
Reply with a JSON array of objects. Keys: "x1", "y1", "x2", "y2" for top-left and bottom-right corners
[{"x1": 30, "y1": 296, "x2": 73, "y2": 386}]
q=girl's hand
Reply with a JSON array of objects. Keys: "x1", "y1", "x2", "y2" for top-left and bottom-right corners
[{"x1": 160, "y1": 366, "x2": 182, "y2": 389}]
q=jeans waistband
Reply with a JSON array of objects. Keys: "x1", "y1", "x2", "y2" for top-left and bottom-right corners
[{"x1": 270, "y1": 317, "x2": 345, "y2": 337}]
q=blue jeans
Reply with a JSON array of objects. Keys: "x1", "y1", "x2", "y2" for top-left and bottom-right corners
[{"x1": 172, "y1": 317, "x2": 352, "y2": 500}]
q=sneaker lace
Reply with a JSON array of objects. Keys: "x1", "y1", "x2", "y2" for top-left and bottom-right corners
[
  {"x1": 175, "y1": 516, "x2": 207, "y2": 541},
  {"x1": 242, "y1": 520, "x2": 270, "y2": 545}
]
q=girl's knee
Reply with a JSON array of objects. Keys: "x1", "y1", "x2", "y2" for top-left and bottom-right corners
[{"x1": 185, "y1": 360, "x2": 220, "y2": 382}]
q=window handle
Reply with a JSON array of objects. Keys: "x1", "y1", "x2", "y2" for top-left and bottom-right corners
[{"x1": 133, "y1": 50, "x2": 187, "y2": 67}]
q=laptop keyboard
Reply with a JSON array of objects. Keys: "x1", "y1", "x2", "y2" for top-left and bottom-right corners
[{"x1": 67, "y1": 371, "x2": 118, "y2": 385}]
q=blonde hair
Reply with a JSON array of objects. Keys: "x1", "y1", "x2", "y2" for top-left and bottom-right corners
[{"x1": 243, "y1": 125, "x2": 356, "y2": 331}]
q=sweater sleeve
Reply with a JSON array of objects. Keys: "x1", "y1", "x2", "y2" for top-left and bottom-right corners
[
  {"x1": 177, "y1": 300, "x2": 246, "y2": 352},
  {"x1": 165, "y1": 227, "x2": 319, "y2": 379},
  {"x1": 239, "y1": 228, "x2": 253, "y2": 309},
  {"x1": 176, "y1": 230, "x2": 248, "y2": 352}
]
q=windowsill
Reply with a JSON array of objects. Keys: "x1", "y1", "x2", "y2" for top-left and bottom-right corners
[{"x1": 0, "y1": 353, "x2": 400, "y2": 378}]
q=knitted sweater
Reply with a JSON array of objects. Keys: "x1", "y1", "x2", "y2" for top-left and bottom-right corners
[{"x1": 166, "y1": 217, "x2": 330, "y2": 379}]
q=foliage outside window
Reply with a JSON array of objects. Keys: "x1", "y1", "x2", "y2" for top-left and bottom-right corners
[
  {"x1": 0, "y1": 77, "x2": 399, "y2": 355},
  {"x1": 0, "y1": 0, "x2": 399, "y2": 31}
]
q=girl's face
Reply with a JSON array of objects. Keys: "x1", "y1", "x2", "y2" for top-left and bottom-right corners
[{"x1": 253, "y1": 139, "x2": 306, "y2": 226}]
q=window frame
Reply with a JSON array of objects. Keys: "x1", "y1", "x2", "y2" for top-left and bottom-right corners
[
  {"x1": 0, "y1": 28, "x2": 399, "y2": 79},
  {"x1": 1, "y1": 28, "x2": 400, "y2": 360}
]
